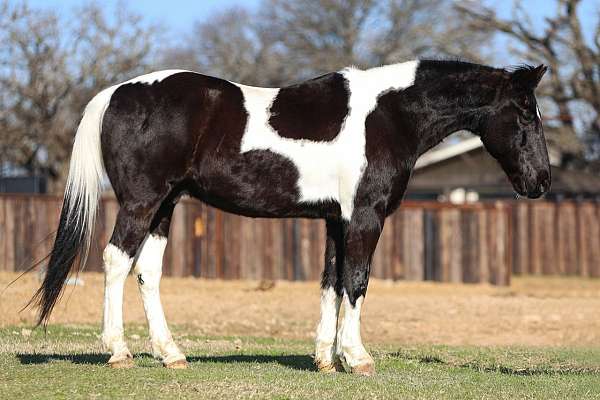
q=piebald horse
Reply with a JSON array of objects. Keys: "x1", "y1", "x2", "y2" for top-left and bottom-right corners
[{"x1": 32, "y1": 59, "x2": 549, "y2": 375}]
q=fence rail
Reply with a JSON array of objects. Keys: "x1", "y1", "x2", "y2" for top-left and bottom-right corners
[{"x1": 1, "y1": 194, "x2": 599, "y2": 285}]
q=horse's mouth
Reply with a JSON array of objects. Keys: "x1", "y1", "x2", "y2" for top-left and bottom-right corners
[
  {"x1": 510, "y1": 175, "x2": 547, "y2": 199},
  {"x1": 510, "y1": 175, "x2": 528, "y2": 197}
]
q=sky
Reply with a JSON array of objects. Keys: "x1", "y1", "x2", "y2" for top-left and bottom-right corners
[
  {"x1": 27, "y1": 0, "x2": 261, "y2": 34},
  {"x1": 25, "y1": 0, "x2": 599, "y2": 65},
  {"x1": 27, "y1": 0, "x2": 596, "y2": 32}
]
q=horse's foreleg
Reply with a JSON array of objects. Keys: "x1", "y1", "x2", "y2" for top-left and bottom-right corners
[
  {"x1": 134, "y1": 232, "x2": 187, "y2": 368},
  {"x1": 315, "y1": 220, "x2": 345, "y2": 372},
  {"x1": 336, "y1": 207, "x2": 383, "y2": 376}
]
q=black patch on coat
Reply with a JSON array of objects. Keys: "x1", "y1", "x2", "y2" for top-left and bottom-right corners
[
  {"x1": 101, "y1": 71, "x2": 341, "y2": 257},
  {"x1": 269, "y1": 72, "x2": 349, "y2": 142}
]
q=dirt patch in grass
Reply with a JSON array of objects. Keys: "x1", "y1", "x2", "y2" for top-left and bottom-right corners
[{"x1": 2, "y1": 272, "x2": 600, "y2": 347}]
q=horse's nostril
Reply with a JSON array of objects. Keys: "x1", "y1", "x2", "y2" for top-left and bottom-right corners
[
  {"x1": 541, "y1": 177, "x2": 550, "y2": 193},
  {"x1": 538, "y1": 177, "x2": 550, "y2": 194}
]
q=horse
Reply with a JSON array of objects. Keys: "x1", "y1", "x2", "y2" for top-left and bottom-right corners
[{"x1": 31, "y1": 59, "x2": 549, "y2": 375}]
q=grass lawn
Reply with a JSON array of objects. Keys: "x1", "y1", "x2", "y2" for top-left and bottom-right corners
[{"x1": 1, "y1": 325, "x2": 599, "y2": 399}]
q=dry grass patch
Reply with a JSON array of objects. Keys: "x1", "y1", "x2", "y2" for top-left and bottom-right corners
[{"x1": 3, "y1": 272, "x2": 600, "y2": 347}]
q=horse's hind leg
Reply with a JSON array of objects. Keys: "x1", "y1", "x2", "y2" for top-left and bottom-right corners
[
  {"x1": 314, "y1": 219, "x2": 345, "y2": 372},
  {"x1": 102, "y1": 205, "x2": 156, "y2": 368},
  {"x1": 133, "y1": 202, "x2": 187, "y2": 369}
]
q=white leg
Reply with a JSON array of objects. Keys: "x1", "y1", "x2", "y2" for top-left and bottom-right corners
[
  {"x1": 134, "y1": 234, "x2": 186, "y2": 367},
  {"x1": 102, "y1": 243, "x2": 134, "y2": 366},
  {"x1": 314, "y1": 286, "x2": 342, "y2": 372},
  {"x1": 336, "y1": 292, "x2": 375, "y2": 375}
]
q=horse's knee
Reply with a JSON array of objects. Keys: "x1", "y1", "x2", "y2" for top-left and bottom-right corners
[
  {"x1": 343, "y1": 266, "x2": 370, "y2": 306},
  {"x1": 103, "y1": 244, "x2": 132, "y2": 285}
]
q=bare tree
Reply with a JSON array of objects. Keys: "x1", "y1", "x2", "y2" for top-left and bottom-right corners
[
  {"x1": 182, "y1": 8, "x2": 288, "y2": 86},
  {"x1": 456, "y1": 0, "x2": 600, "y2": 168},
  {"x1": 264, "y1": 0, "x2": 490, "y2": 77},
  {"x1": 168, "y1": 0, "x2": 490, "y2": 86},
  {"x1": 0, "y1": 1, "x2": 157, "y2": 190}
]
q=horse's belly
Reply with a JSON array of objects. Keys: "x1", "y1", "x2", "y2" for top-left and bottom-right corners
[{"x1": 196, "y1": 149, "x2": 340, "y2": 218}]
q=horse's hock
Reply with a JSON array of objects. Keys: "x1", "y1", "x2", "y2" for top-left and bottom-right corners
[{"x1": 1, "y1": 194, "x2": 599, "y2": 284}]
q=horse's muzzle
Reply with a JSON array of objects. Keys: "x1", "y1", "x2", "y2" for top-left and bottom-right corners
[{"x1": 511, "y1": 172, "x2": 551, "y2": 199}]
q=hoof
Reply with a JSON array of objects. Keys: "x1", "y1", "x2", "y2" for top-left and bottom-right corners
[
  {"x1": 108, "y1": 354, "x2": 134, "y2": 369},
  {"x1": 351, "y1": 362, "x2": 376, "y2": 377},
  {"x1": 317, "y1": 364, "x2": 337, "y2": 374},
  {"x1": 164, "y1": 359, "x2": 188, "y2": 369},
  {"x1": 315, "y1": 358, "x2": 344, "y2": 373}
]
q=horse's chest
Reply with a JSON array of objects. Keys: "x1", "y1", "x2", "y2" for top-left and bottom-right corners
[{"x1": 235, "y1": 85, "x2": 367, "y2": 219}]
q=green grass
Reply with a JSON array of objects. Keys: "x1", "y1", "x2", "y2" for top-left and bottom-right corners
[{"x1": 1, "y1": 325, "x2": 600, "y2": 399}]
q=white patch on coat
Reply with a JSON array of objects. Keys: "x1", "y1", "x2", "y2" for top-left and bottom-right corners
[
  {"x1": 336, "y1": 292, "x2": 373, "y2": 371},
  {"x1": 134, "y1": 234, "x2": 186, "y2": 364},
  {"x1": 102, "y1": 243, "x2": 134, "y2": 359},
  {"x1": 314, "y1": 287, "x2": 342, "y2": 369},
  {"x1": 122, "y1": 69, "x2": 191, "y2": 86},
  {"x1": 234, "y1": 61, "x2": 419, "y2": 219}
]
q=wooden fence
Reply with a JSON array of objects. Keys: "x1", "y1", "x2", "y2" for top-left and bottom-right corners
[
  {"x1": 0, "y1": 194, "x2": 599, "y2": 285},
  {"x1": 511, "y1": 201, "x2": 600, "y2": 277}
]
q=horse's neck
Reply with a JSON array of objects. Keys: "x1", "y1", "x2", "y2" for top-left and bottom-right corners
[
  {"x1": 415, "y1": 106, "x2": 482, "y2": 156},
  {"x1": 411, "y1": 80, "x2": 497, "y2": 156}
]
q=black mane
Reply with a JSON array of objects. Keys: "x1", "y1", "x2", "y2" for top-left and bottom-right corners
[
  {"x1": 418, "y1": 59, "x2": 500, "y2": 75},
  {"x1": 506, "y1": 63, "x2": 538, "y2": 73}
]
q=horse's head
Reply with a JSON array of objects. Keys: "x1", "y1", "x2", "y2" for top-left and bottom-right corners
[{"x1": 480, "y1": 64, "x2": 550, "y2": 199}]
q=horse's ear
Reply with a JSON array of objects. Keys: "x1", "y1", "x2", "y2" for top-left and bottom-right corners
[
  {"x1": 511, "y1": 64, "x2": 548, "y2": 89},
  {"x1": 532, "y1": 64, "x2": 548, "y2": 86}
]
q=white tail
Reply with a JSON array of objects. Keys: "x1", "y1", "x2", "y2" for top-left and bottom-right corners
[
  {"x1": 64, "y1": 86, "x2": 115, "y2": 264},
  {"x1": 32, "y1": 85, "x2": 119, "y2": 325}
]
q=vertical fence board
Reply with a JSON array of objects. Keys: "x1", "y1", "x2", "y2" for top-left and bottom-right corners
[
  {"x1": 557, "y1": 203, "x2": 577, "y2": 275},
  {"x1": 512, "y1": 203, "x2": 528, "y2": 275},
  {"x1": 5, "y1": 198, "x2": 15, "y2": 273},
  {"x1": 403, "y1": 209, "x2": 424, "y2": 281},
  {"x1": 423, "y1": 209, "x2": 439, "y2": 281},
  {"x1": 461, "y1": 210, "x2": 478, "y2": 283},
  {"x1": 0, "y1": 198, "x2": 5, "y2": 271},
  {"x1": 584, "y1": 203, "x2": 600, "y2": 277}
]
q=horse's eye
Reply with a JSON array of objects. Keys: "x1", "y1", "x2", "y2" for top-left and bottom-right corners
[{"x1": 521, "y1": 111, "x2": 535, "y2": 123}]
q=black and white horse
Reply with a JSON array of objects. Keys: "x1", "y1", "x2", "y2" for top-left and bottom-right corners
[{"x1": 32, "y1": 59, "x2": 549, "y2": 375}]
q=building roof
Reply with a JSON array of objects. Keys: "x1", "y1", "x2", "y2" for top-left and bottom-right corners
[
  {"x1": 415, "y1": 137, "x2": 484, "y2": 169},
  {"x1": 409, "y1": 137, "x2": 600, "y2": 198},
  {"x1": 415, "y1": 136, "x2": 562, "y2": 169}
]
